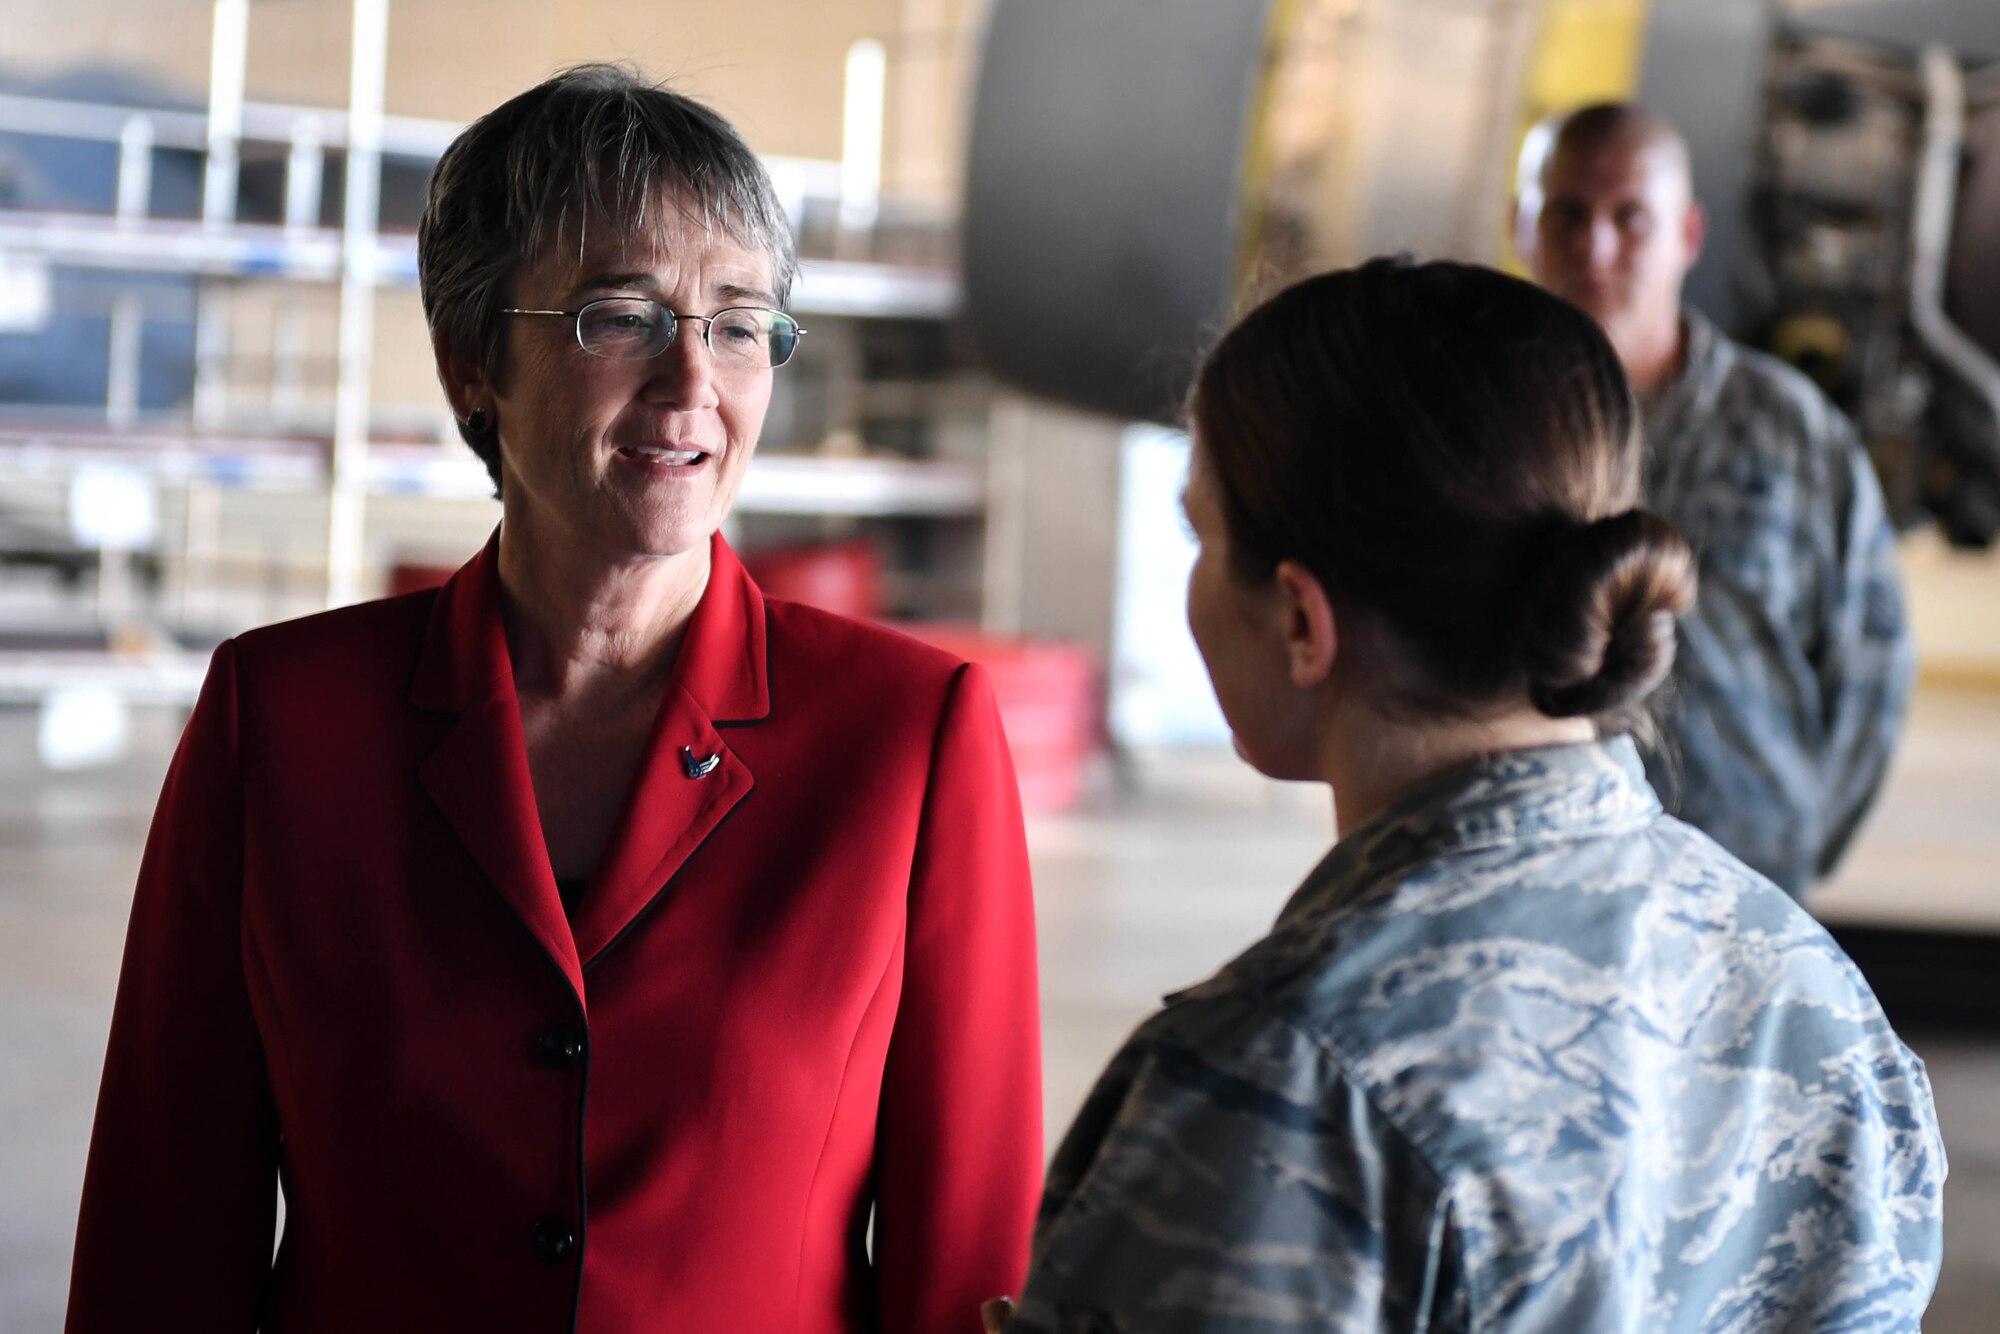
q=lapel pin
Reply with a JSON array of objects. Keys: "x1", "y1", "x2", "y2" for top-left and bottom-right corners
[{"x1": 680, "y1": 746, "x2": 723, "y2": 779}]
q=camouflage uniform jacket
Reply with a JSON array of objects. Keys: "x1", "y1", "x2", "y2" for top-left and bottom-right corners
[
  {"x1": 1641, "y1": 309, "x2": 1915, "y2": 896},
  {"x1": 1011, "y1": 739, "x2": 1944, "y2": 1333}
]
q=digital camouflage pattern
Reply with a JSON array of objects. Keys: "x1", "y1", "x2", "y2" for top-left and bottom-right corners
[
  {"x1": 1640, "y1": 309, "x2": 1915, "y2": 897},
  {"x1": 1011, "y1": 739, "x2": 1944, "y2": 1333}
]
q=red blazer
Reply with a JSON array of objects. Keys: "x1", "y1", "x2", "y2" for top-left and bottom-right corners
[{"x1": 67, "y1": 535, "x2": 1043, "y2": 1333}]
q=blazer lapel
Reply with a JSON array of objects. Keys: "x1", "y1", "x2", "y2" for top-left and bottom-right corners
[
  {"x1": 569, "y1": 536, "x2": 769, "y2": 969},
  {"x1": 411, "y1": 536, "x2": 585, "y2": 1001},
  {"x1": 568, "y1": 686, "x2": 752, "y2": 966}
]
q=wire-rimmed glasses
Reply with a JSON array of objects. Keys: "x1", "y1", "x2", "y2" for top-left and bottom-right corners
[{"x1": 502, "y1": 298, "x2": 806, "y2": 370}]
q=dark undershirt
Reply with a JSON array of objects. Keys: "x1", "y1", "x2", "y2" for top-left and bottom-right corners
[{"x1": 556, "y1": 878, "x2": 588, "y2": 919}]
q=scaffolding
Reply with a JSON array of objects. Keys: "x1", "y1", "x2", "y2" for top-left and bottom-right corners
[{"x1": 0, "y1": 1, "x2": 999, "y2": 706}]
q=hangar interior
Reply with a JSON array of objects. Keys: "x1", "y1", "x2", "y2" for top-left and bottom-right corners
[{"x1": 3, "y1": 0, "x2": 1999, "y2": 1326}]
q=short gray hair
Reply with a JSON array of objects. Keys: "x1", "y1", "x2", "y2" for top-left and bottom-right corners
[{"x1": 417, "y1": 63, "x2": 799, "y2": 491}]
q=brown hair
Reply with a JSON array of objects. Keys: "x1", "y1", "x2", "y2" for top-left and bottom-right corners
[
  {"x1": 1190, "y1": 257, "x2": 1695, "y2": 721},
  {"x1": 417, "y1": 63, "x2": 798, "y2": 494}
]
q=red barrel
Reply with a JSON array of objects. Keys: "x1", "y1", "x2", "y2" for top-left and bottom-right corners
[
  {"x1": 742, "y1": 538, "x2": 885, "y2": 621},
  {"x1": 898, "y1": 625, "x2": 1100, "y2": 812},
  {"x1": 386, "y1": 562, "x2": 456, "y2": 598}
]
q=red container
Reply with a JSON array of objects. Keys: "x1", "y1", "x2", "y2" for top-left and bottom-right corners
[
  {"x1": 897, "y1": 625, "x2": 1100, "y2": 812},
  {"x1": 386, "y1": 562, "x2": 456, "y2": 598},
  {"x1": 742, "y1": 538, "x2": 885, "y2": 621}
]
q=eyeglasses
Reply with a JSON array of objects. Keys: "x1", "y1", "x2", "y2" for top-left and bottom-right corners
[{"x1": 501, "y1": 298, "x2": 806, "y2": 369}]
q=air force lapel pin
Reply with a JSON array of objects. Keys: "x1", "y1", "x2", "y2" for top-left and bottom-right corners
[{"x1": 680, "y1": 745, "x2": 723, "y2": 780}]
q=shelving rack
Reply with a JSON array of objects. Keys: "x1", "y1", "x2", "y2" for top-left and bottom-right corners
[{"x1": 0, "y1": 0, "x2": 1007, "y2": 706}]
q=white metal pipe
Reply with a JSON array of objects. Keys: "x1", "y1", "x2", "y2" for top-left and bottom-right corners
[
  {"x1": 111, "y1": 116, "x2": 150, "y2": 422},
  {"x1": 1910, "y1": 44, "x2": 2000, "y2": 442},
  {"x1": 106, "y1": 295, "x2": 143, "y2": 426},
  {"x1": 326, "y1": 0, "x2": 390, "y2": 608},
  {"x1": 285, "y1": 116, "x2": 326, "y2": 231},
  {"x1": 0, "y1": 89, "x2": 445, "y2": 157},
  {"x1": 191, "y1": 290, "x2": 231, "y2": 429},
  {"x1": 981, "y1": 394, "x2": 1031, "y2": 636},
  {"x1": 177, "y1": 482, "x2": 222, "y2": 629},
  {"x1": 271, "y1": 306, "x2": 307, "y2": 417},
  {"x1": 0, "y1": 91, "x2": 204, "y2": 145},
  {"x1": 0, "y1": 87, "x2": 849, "y2": 209},
  {"x1": 98, "y1": 547, "x2": 136, "y2": 628},
  {"x1": 202, "y1": 0, "x2": 249, "y2": 227},
  {"x1": 894, "y1": 0, "x2": 942, "y2": 198},
  {"x1": 0, "y1": 88, "x2": 848, "y2": 211},
  {"x1": 840, "y1": 38, "x2": 887, "y2": 242},
  {"x1": 0, "y1": 214, "x2": 956, "y2": 314},
  {"x1": 115, "y1": 116, "x2": 154, "y2": 223}
]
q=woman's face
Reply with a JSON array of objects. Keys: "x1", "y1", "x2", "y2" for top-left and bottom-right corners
[
  {"x1": 1182, "y1": 440, "x2": 1319, "y2": 780},
  {"x1": 487, "y1": 209, "x2": 777, "y2": 565}
]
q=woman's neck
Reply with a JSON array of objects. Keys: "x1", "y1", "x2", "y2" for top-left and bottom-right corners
[
  {"x1": 496, "y1": 524, "x2": 711, "y2": 704},
  {"x1": 1320, "y1": 704, "x2": 1595, "y2": 838}
]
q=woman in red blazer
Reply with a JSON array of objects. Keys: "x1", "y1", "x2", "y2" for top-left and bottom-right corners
[{"x1": 67, "y1": 64, "x2": 1042, "y2": 1334}]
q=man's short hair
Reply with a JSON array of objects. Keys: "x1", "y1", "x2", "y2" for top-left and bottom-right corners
[{"x1": 1517, "y1": 102, "x2": 1692, "y2": 206}]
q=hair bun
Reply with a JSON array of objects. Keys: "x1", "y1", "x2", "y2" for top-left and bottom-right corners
[{"x1": 1519, "y1": 509, "x2": 1697, "y2": 718}]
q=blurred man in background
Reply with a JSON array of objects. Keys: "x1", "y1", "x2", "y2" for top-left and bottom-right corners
[{"x1": 1513, "y1": 102, "x2": 1915, "y2": 899}]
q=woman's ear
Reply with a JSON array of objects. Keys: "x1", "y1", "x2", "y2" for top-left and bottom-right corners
[
  {"x1": 1274, "y1": 559, "x2": 1338, "y2": 688},
  {"x1": 434, "y1": 335, "x2": 489, "y2": 422}
]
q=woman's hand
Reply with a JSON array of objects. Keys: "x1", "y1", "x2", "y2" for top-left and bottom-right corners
[{"x1": 980, "y1": 1296, "x2": 1016, "y2": 1332}]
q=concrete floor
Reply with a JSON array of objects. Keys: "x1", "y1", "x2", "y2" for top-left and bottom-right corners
[{"x1": 4, "y1": 690, "x2": 1997, "y2": 1328}]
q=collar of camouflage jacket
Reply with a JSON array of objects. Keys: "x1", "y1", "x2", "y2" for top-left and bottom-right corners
[
  {"x1": 1273, "y1": 735, "x2": 1664, "y2": 934},
  {"x1": 1643, "y1": 305, "x2": 1733, "y2": 454}
]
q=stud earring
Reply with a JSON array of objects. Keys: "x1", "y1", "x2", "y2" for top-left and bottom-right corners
[{"x1": 464, "y1": 407, "x2": 490, "y2": 433}]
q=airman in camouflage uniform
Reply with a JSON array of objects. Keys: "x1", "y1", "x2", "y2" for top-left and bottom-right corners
[
  {"x1": 1514, "y1": 103, "x2": 1915, "y2": 898},
  {"x1": 1010, "y1": 739, "x2": 1944, "y2": 1332},
  {"x1": 1641, "y1": 308, "x2": 1914, "y2": 896}
]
